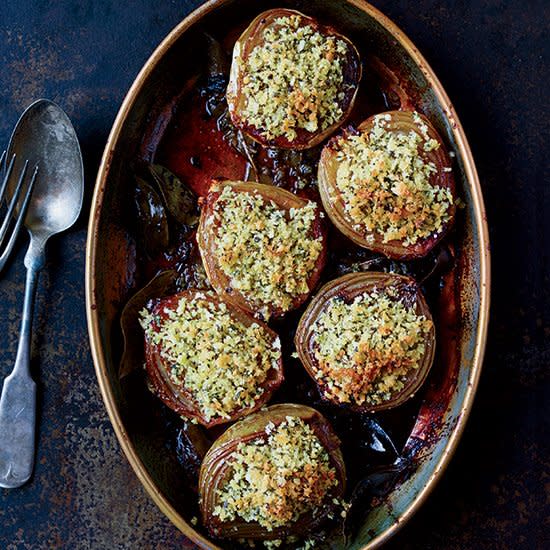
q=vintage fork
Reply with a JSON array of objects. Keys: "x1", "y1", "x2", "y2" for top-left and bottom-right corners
[{"x1": 0, "y1": 150, "x2": 39, "y2": 273}]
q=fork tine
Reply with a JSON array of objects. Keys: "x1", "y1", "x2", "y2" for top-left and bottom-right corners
[
  {"x1": 0, "y1": 151, "x2": 6, "y2": 175},
  {"x1": 0, "y1": 160, "x2": 29, "y2": 248},
  {"x1": 0, "y1": 153, "x2": 16, "y2": 205},
  {"x1": 0, "y1": 164, "x2": 38, "y2": 273}
]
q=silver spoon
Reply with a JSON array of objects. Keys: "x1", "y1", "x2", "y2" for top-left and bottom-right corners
[{"x1": 0, "y1": 99, "x2": 84, "y2": 488}]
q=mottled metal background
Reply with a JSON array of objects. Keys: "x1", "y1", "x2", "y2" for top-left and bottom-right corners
[{"x1": 0, "y1": 0, "x2": 547, "y2": 548}]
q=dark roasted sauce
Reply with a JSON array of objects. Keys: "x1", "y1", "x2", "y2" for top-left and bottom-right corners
[
  {"x1": 158, "y1": 77, "x2": 246, "y2": 197},
  {"x1": 127, "y1": 45, "x2": 460, "y2": 545}
]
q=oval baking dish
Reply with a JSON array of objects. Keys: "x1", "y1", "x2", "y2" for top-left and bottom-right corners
[{"x1": 86, "y1": 1, "x2": 490, "y2": 548}]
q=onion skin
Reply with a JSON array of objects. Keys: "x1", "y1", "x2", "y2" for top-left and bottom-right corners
[
  {"x1": 144, "y1": 290, "x2": 284, "y2": 428},
  {"x1": 197, "y1": 181, "x2": 327, "y2": 319},
  {"x1": 227, "y1": 9, "x2": 362, "y2": 150},
  {"x1": 318, "y1": 111, "x2": 456, "y2": 259},
  {"x1": 295, "y1": 272, "x2": 436, "y2": 413},
  {"x1": 199, "y1": 403, "x2": 346, "y2": 540}
]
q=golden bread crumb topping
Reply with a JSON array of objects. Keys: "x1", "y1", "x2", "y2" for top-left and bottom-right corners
[
  {"x1": 333, "y1": 113, "x2": 453, "y2": 245},
  {"x1": 213, "y1": 416, "x2": 337, "y2": 530},
  {"x1": 310, "y1": 286, "x2": 432, "y2": 406},
  {"x1": 140, "y1": 294, "x2": 280, "y2": 422},
  {"x1": 240, "y1": 15, "x2": 349, "y2": 141},
  {"x1": 211, "y1": 185, "x2": 323, "y2": 317}
]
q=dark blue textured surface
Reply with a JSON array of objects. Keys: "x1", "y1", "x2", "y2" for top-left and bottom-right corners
[{"x1": 0, "y1": 1, "x2": 548, "y2": 548}]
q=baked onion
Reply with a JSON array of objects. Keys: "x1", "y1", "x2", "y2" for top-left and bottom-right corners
[
  {"x1": 318, "y1": 110, "x2": 456, "y2": 259},
  {"x1": 199, "y1": 403, "x2": 346, "y2": 540},
  {"x1": 140, "y1": 290, "x2": 283, "y2": 427},
  {"x1": 227, "y1": 9, "x2": 361, "y2": 150},
  {"x1": 197, "y1": 181, "x2": 327, "y2": 320},
  {"x1": 295, "y1": 272, "x2": 435, "y2": 412}
]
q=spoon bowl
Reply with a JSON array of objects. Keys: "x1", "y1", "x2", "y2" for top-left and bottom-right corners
[{"x1": 7, "y1": 99, "x2": 83, "y2": 238}]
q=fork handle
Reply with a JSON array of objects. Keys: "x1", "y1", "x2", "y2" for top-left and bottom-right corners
[{"x1": 0, "y1": 262, "x2": 40, "y2": 488}]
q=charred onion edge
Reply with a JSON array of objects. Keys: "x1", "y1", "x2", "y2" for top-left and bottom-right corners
[
  {"x1": 197, "y1": 180, "x2": 327, "y2": 319},
  {"x1": 295, "y1": 272, "x2": 436, "y2": 413},
  {"x1": 227, "y1": 8, "x2": 362, "y2": 150},
  {"x1": 199, "y1": 403, "x2": 346, "y2": 540},
  {"x1": 144, "y1": 290, "x2": 284, "y2": 428},
  {"x1": 318, "y1": 110, "x2": 456, "y2": 259}
]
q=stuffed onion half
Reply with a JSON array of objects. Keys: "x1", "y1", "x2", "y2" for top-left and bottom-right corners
[
  {"x1": 227, "y1": 9, "x2": 361, "y2": 150},
  {"x1": 197, "y1": 181, "x2": 327, "y2": 320},
  {"x1": 319, "y1": 111, "x2": 456, "y2": 259},
  {"x1": 199, "y1": 403, "x2": 346, "y2": 540},
  {"x1": 140, "y1": 290, "x2": 283, "y2": 427},
  {"x1": 295, "y1": 272, "x2": 435, "y2": 412}
]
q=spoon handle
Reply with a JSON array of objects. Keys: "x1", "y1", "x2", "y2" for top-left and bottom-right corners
[{"x1": 0, "y1": 263, "x2": 40, "y2": 488}]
